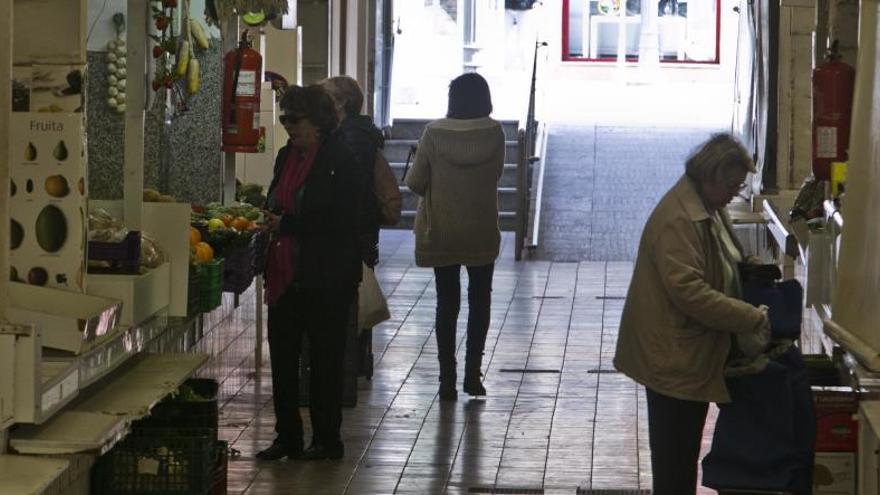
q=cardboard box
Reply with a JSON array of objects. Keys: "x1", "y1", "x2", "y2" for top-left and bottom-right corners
[
  {"x1": 88, "y1": 262, "x2": 171, "y2": 327},
  {"x1": 814, "y1": 387, "x2": 860, "y2": 452},
  {"x1": 7, "y1": 283, "x2": 121, "y2": 353},
  {"x1": 813, "y1": 451, "x2": 856, "y2": 495}
]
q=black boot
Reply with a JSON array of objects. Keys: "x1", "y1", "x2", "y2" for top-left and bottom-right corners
[
  {"x1": 463, "y1": 355, "x2": 486, "y2": 397},
  {"x1": 439, "y1": 358, "x2": 458, "y2": 401}
]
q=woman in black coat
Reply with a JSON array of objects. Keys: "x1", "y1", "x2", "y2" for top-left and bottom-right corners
[{"x1": 257, "y1": 84, "x2": 362, "y2": 462}]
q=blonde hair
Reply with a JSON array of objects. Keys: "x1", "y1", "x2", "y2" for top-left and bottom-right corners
[
  {"x1": 685, "y1": 133, "x2": 756, "y2": 184},
  {"x1": 320, "y1": 76, "x2": 364, "y2": 116}
]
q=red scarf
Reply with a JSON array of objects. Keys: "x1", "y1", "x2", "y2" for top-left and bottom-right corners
[{"x1": 266, "y1": 144, "x2": 319, "y2": 306}]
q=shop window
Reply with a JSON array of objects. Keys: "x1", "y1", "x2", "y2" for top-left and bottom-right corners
[{"x1": 562, "y1": 0, "x2": 720, "y2": 64}]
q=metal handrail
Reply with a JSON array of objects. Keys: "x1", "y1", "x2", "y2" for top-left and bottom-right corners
[{"x1": 514, "y1": 41, "x2": 546, "y2": 260}]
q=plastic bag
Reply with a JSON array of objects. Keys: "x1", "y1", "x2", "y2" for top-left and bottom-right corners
[
  {"x1": 88, "y1": 208, "x2": 128, "y2": 242},
  {"x1": 140, "y1": 233, "x2": 166, "y2": 269}
]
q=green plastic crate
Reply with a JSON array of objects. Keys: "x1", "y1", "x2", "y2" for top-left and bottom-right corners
[{"x1": 196, "y1": 259, "x2": 224, "y2": 313}]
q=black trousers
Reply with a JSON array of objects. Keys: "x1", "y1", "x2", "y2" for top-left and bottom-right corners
[
  {"x1": 645, "y1": 387, "x2": 709, "y2": 495},
  {"x1": 267, "y1": 284, "x2": 357, "y2": 450},
  {"x1": 433, "y1": 263, "x2": 494, "y2": 377}
]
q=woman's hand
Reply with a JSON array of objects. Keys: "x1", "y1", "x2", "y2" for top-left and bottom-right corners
[{"x1": 263, "y1": 211, "x2": 281, "y2": 233}]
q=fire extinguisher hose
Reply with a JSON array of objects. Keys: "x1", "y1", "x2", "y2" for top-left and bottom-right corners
[{"x1": 229, "y1": 47, "x2": 243, "y2": 125}]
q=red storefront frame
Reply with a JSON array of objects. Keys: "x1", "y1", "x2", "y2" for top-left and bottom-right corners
[{"x1": 561, "y1": 0, "x2": 722, "y2": 64}]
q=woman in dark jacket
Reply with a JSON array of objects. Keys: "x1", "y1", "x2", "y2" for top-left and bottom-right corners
[{"x1": 256, "y1": 84, "x2": 362, "y2": 462}]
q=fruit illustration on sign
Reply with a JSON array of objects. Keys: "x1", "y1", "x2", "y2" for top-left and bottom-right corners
[
  {"x1": 28, "y1": 267, "x2": 48, "y2": 286},
  {"x1": 35, "y1": 205, "x2": 67, "y2": 252},
  {"x1": 53, "y1": 141, "x2": 69, "y2": 161},
  {"x1": 26, "y1": 179, "x2": 33, "y2": 193},
  {"x1": 10, "y1": 219, "x2": 23, "y2": 249},
  {"x1": 25, "y1": 142, "x2": 37, "y2": 161},
  {"x1": 10, "y1": 179, "x2": 16, "y2": 197},
  {"x1": 10, "y1": 266, "x2": 18, "y2": 282},
  {"x1": 45, "y1": 175, "x2": 70, "y2": 198}
]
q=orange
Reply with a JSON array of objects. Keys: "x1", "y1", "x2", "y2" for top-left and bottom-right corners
[
  {"x1": 231, "y1": 216, "x2": 251, "y2": 231},
  {"x1": 194, "y1": 242, "x2": 214, "y2": 263},
  {"x1": 220, "y1": 214, "x2": 234, "y2": 227},
  {"x1": 189, "y1": 227, "x2": 201, "y2": 247}
]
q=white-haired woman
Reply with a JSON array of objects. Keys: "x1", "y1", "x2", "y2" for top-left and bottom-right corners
[{"x1": 613, "y1": 133, "x2": 770, "y2": 495}]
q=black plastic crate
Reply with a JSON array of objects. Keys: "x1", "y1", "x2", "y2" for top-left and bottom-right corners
[
  {"x1": 222, "y1": 246, "x2": 255, "y2": 294},
  {"x1": 186, "y1": 266, "x2": 201, "y2": 319},
  {"x1": 208, "y1": 441, "x2": 228, "y2": 495},
  {"x1": 133, "y1": 379, "x2": 219, "y2": 435},
  {"x1": 88, "y1": 230, "x2": 141, "y2": 274},
  {"x1": 94, "y1": 427, "x2": 215, "y2": 494}
]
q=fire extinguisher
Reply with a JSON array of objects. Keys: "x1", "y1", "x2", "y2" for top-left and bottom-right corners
[
  {"x1": 812, "y1": 40, "x2": 855, "y2": 181},
  {"x1": 222, "y1": 30, "x2": 263, "y2": 153}
]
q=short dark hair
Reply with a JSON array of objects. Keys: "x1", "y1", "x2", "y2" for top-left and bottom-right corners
[
  {"x1": 446, "y1": 72, "x2": 493, "y2": 119},
  {"x1": 279, "y1": 84, "x2": 338, "y2": 136}
]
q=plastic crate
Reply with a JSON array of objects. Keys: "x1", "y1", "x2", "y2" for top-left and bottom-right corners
[
  {"x1": 208, "y1": 441, "x2": 228, "y2": 495},
  {"x1": 94, "y1": 427, "x2": 215, "y2": 494},
  {"x1": 197, "y1": 259, "x2": 224, "y2": 313},
  {"x1": 251, "y1": 228, "x2": 270, "y2": 275},
  {"x1": 88, "y1": 230, "x2": 141, "y2": 274},
  {"x1": 187, "y1": 266, "x2": 200, "y2": 319},
  {"x1": 133, "y1": 379, "x2": 219, "y2": 435},
  {"x1": 222, "y1": 246, "x2": 254, "y2": 294}
]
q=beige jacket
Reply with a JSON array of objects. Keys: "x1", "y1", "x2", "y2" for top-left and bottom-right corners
[
  {"x1": 406, "y1": 117, "x2": 505, "y2": 267},
  {"x1": 613, "y1": 176, "x2": 766, "y2": 403}
]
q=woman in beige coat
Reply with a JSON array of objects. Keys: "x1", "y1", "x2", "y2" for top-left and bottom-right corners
[
  {"x1": 405, "y1": 73, "x2": 505, "y2": 401},
  {"x1": 613, "y1": 134, "x2": 770, "y2": 495}
]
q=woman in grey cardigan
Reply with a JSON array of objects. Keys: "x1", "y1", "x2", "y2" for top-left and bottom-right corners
[{"x1": 405, "y1": 73, "x2": 506, "y2": 400}]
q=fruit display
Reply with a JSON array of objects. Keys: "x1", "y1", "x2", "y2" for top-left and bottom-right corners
[
  {"x1": 143, "y1": 188, "x2": 178, "y2": 203},
  {"x1": 150, "y1": 0, "x2": 211, "y2": 115},
  {"x1": 105, "y1": 13, "x2": 128, "y2": 114},
  {"x1": 191, "y1": 202, "x2": 263, "y2": 259}
]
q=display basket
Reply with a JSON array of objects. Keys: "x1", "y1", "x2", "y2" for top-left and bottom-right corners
[
  {"x1": 93, "y1": 427, "x2": 215, "y2": 494},
  {"x1": 133, "y1": 379, "x2": 219, "y2": 437},
  {"x1": 88, "y1": 230, "x2": 141, "y2": 274},
  {"x1": 197, "y1": 259, "x2": 224, "y2": 313},
  {"x1": 251, "y1": 227, "x2": 270, "y2": 275},
  {"x1": 222, "y1": 246, "x2": 255, "y2": 295}
]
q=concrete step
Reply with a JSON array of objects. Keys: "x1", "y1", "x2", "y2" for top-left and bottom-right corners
[
  {"x1": 399, "y1": 185, "x2": 518, "y2": 211},
  {"x1": 388, "y1": 162, "x2": 520, "y2": 188},
  {"x1": 389, "y1": 118, "x2": 520, "y2": 141},
  {"x1": 382, "y1": 139, "x2": 519, "y2": 163},
  {"x1": 391, "y1": 210, "x2": 518, "y2": 231}
]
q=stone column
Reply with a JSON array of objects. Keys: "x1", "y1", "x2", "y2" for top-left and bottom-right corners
[{"x1": 637, "y1": 0, "x2": 661, "y2": 80}]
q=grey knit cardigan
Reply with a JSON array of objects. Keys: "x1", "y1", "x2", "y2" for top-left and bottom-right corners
[{"x1": 405, "y1": 117, "x2": 506, "y2": 267}]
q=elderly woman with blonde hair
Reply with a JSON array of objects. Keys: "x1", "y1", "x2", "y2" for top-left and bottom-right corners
[{"x1": 613, "y1": 133, "x2": 770, "y2": 495}]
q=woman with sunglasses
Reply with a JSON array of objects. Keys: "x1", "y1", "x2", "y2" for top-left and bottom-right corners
[
  {"x1": 613, "y1": 133, "x2": 770, "y2": 494},
  {"x1": 257, "y1": 84, "x2": 362, "y2": 462}
]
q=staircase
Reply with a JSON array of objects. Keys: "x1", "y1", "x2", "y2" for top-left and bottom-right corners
[{"x1": 384, "y1": 118, "x2": 521, "y2": 231}]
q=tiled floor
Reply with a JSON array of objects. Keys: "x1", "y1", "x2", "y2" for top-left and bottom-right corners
[{"x1": 194, "y1": 230, "x2": 726, "y2": 494}]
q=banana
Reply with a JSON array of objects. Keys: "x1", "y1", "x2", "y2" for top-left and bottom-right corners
[
  {"x1": 187, "y1": 58, "x2": 200, "y2": 95},
  {"x1": 190, "y1": 19, "x2": 210, "y2": 50},
  {"x1": 175, "y1": 40, "x2": 190, "y2": 78}
]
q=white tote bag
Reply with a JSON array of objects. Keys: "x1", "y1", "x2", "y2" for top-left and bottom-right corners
[{"x1": 358, "y1": 263, "x2": 390, "y2": 329}]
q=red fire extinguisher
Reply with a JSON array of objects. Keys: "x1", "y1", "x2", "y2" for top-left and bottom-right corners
[
  {"x1": 812, "y1": 40, "x2": 855, "y2": 181},
  {"x1": 222, "y1": 30, "x2": 264, "y2": 153}
]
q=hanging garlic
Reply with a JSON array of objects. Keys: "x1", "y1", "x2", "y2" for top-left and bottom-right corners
[
  {"x1": 108, "y1": 87, "x2": 119, "y2": 97},
  {"x1": 108, "y1": 75, "x2": 118, "y2": 85}
]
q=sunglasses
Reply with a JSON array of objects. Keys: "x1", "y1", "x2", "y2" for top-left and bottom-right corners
[{"x1": 279, "y1": 114, "x2": 305, "y2": 126}]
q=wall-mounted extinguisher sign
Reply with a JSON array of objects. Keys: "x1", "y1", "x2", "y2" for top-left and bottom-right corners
[
  {"x1": 812, "y1": 40, "x2": 855, "y2": 181},
  {"x1": 222, "y1": 30, "x2": 264, "y2": 153}
]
